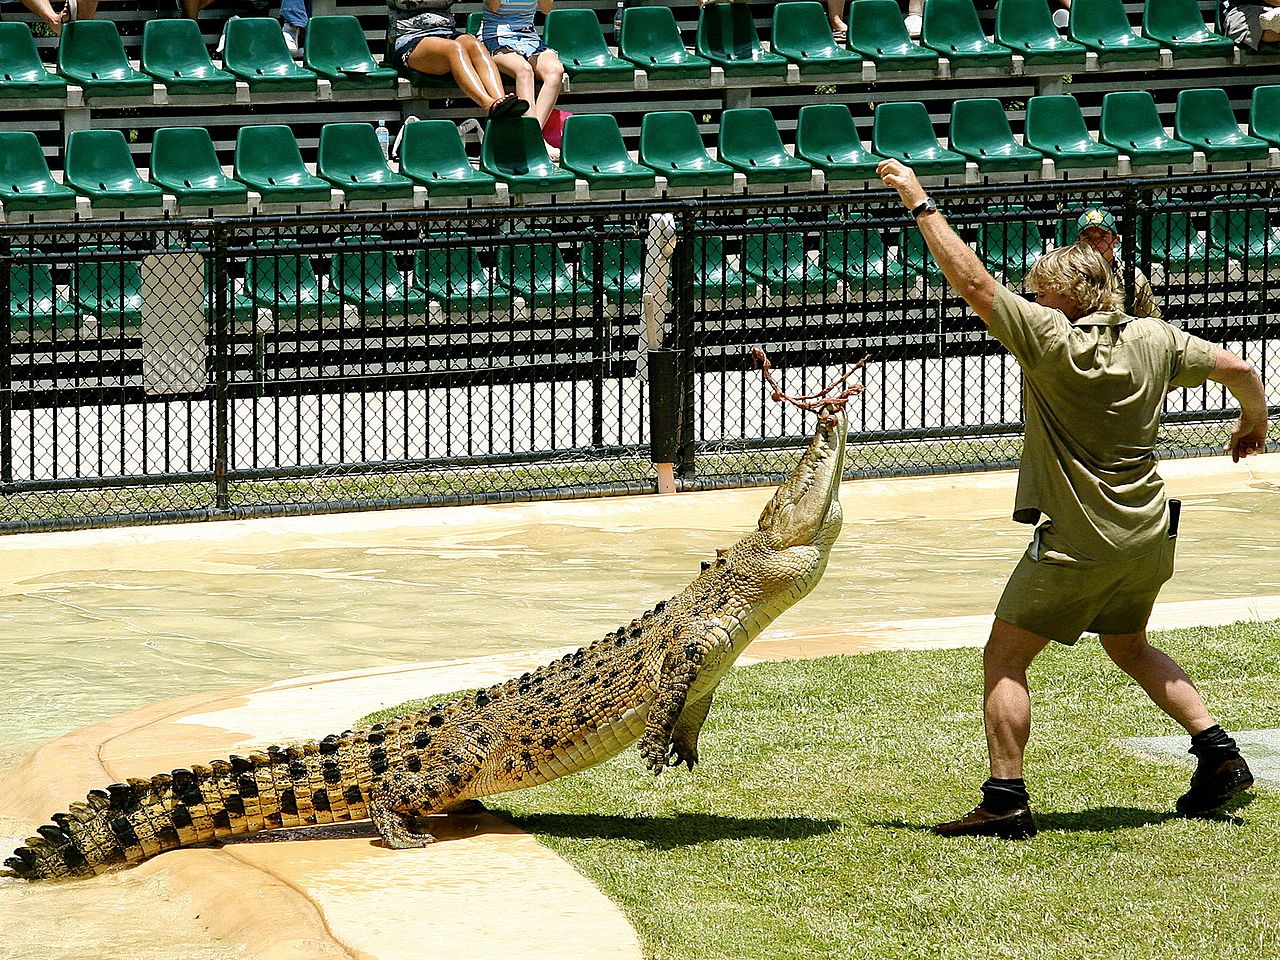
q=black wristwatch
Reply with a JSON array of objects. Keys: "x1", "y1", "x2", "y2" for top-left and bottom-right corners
[{"x1": 910, "y1": 196, "x2": 938, "y2": 219}]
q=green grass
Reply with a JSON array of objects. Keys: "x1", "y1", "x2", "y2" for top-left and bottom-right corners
[{"x1": 368, "y1": 620, "x2": 1280, "y2": 960}]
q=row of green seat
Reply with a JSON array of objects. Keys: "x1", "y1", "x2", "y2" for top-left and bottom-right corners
[
  {"x1": 1, "y1": 0, "x2": 1268, "y2": 104},
  {"x1": 13, "y1": 196, "x2": 1275, "y2": 332},
  {"x1": 0, "y1": 16, "x2": 396, "y2": 100},
  {"x1": 2, "y1": 86, "x2": 1275, "y2": 214}
]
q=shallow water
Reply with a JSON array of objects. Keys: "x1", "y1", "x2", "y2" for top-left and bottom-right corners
[{"x1": 0, "y1": 471, "x2": 1275, "y2": 958}]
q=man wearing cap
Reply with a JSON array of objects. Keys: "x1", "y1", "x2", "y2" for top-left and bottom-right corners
[
  {"x1": 1075, "y1": 207, "x2": 1162, "y2": 321},
  {"x1": 877, "y1": 158, "x2": 1269, "y2": 839}
]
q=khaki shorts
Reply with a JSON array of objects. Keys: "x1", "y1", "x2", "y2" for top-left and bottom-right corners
[{"x1": 994, "y1": 522, "x2": 1176, "y2": 646}]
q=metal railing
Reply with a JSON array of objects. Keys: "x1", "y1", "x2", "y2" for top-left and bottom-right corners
[{"x1": 2, "y1": 170, "x2": 1277, "y2": 531}]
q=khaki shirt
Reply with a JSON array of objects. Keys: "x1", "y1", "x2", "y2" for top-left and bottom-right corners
[
  {"x1": 1111, "y1": 259, "x2": 1161, "y2": 320},
  {"x1": 989, "y1": 284, "x2": 1217, "y2": 562}
]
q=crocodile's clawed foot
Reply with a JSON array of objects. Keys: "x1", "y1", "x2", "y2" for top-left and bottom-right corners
[
  {"x1": 380, "y1": 830, "x2": 437, "y2": 850},
  {"x1": 669, "y1": 744, "x2": 699, "y2": 771},
  {"x1": 638, "y1": 737, "x2": 670, "y2": 776}
]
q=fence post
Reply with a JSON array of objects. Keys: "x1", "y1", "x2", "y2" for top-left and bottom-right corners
[
  {"x1": 672, "y1": 205, "x2": 697, "y2": 478},
  {"x1": 211, "y1": 224, "x2": 231, "y2": 511},
  {"x1": 590, "y1": 214, "x2": 606, "y2": 450},
  {"x1": 1121, "y1": 186, "x2": 1139, "y2": 315},
  {"x1": 0, "y1": 236, "x2": 11, "y2": 485}
]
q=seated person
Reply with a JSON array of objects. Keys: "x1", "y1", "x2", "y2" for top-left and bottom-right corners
[
  {"x1": 386, "y1": 0, "x2": 526, "y2": 119},
  {"x1": 1220, "y1": 0, "x2": 1280, "y2": 49},
  {"x1": 480, "y1": 0, "x2": 564, "y2": 157},
  {"x1": 17, "y1": 0, "x2": 97, "y2": 34}
]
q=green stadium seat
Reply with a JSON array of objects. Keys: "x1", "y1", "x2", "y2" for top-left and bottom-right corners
[
  {"x1": 467, "y1": 10, "x2": 482, "y2": 35},
  {"x1": 795, "y1": 104, "x2": 884, "y2": 180},
  {"x1": 992, "y1": 0, "x2": 1088, "y2": 66},
  {"x1": 500, "y1": 239, "x2": 593, "y2": 309},
  {"x1": 235, "y1": 125, "x2": 332, "y2": 203},
  {"x1": 1099, "y1": 91, "x2": 1195, "y2": 166},
  {"x1": 692, "y1": 235, "x2": 751, "y2": 301},
  {"x1": 10, "y1": 255, "x2": 78, "y2": 332},
  {"x1": 244, "y1": 245, "x2": 343, "y2": 319},
  {"x1": 57, "y1": 21, "x2": 153, "y2": 97},
  {"x1": 334, "y1": 248, "x2": 428, "y2": 313},
  {"x1": 1067, "y1": 0, "x2": 1161, "y2": 64},
  {"x1": 1174, "y1": 88, "x2": 1270, "y2": 163},
  {"x1": 305, "y1": 15, "x2": 399, "y2": 90},
  {"x1": 141, "y1": 19, "x2": 236, "y2": 94},
  {"x1": 580, "y1": 237, "x2": 646, "y2": 304},
  {"x1": 397, "y1": 119, "x2": 496, "y2": 197},
  {"x1": 415, "y1": 235, "x2": 512, "y2": 313},
  {"x1": 872, "y1": 101, "x2": 966, "y2": 175},
  {"x1": 150, "y1": 127, "x2": 249, "y2": 206},
  {"x1": 223, "y1": 17, "x2": 318, "y2": 91},
  {"x1": 1207, "y1": 197, "x2": 1280, "y2": 265},
  {"x1": 820, "y1": 217, "x2": 909, "y2": 291},
  {"x1": 618, "y1": 6, "x2": 712, "y2": 79},
  {"x1": 544, "y1": 9, "x2": 634, "y2": 81},
  {"x1": 920, "y1": 0, "x2": 1015, "y2": 68},
  {"x1": 1142, "y1": 0, "x2": 1235, "y2": 59},
  {"x1": 770, "y1": 1, "x2": 863, "y2": 75},
  {"x1": 638, "y1": 111, "x2": 735, "y2": 188},
  {"x1": 846, "y1": 0, "x2": 939, "y2": 70},
  {"x1": 74, "y1": 248, "x2": 143, "y2": 327},
  {"x1": 950, "y1": 98, "x2": 1043, "y2": 173},
  {"x1": 979, "y1": 204, "x2": 1044, "y2": 282},
  {"x1": 560, "y1": 114, "x2": 657, "y2": 190},
  {"x1": 0, "y1": 132, "x2": 76, "y2": 212},
  {"x1": 896, "y1": 228, "x2": 943, "y2": 285},
  {"x1": 1251, "y1": 86, "x2": 1280, "y2": 147},
  {"x1": 481, "y1": 116, "x2": 577, "y2": 194},
  {"x1": 64, "y1": 130, "x2": 164, "y2": 209},
  {"x1": 718, "y1": 108, "x2": 813, "y2": 185},
  {"x1": 696, "y1": 3, "x2": 789, "y2": 77},
  {"x1": 317, "y1": 123, "x2": 415, "y2": 201},
  {"x1": 1149, "y1": 198, "x2": 1227, "y2": 273},
  {"x1": 1052, "y1": 206, "x2": 1091, "y2": 248},
  {"x1": 0, "y1": 23, "x2": 69, "y2": 99},
  {"x1": 743, "y1": 218, "x2": 839, "y2": 298},
  {"x1": 1024, "y1": 95, "x2": 1120, "y2": 169}
]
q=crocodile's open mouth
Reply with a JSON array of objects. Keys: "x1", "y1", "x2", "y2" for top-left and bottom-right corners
[{"x1": 756, "y1": 407, "x2": 846, "y2": 549}]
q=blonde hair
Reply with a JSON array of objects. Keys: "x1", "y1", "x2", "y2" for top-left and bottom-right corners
[{"x1": 1025, "y1": 242, "x2": 1119, "y2": 315}]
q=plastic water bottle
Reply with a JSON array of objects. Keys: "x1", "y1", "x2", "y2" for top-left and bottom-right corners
[
  {"x1": 613, "y1": 0, "x2": 624, "y2": 38},
  {"x1": 375, "y1": 119, "x2": 390, "y2": 160}
]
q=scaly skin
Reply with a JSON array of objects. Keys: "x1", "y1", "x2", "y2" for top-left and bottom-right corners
[{"x1": 4, "y1": 409, "x2": 846, "y2": 880}]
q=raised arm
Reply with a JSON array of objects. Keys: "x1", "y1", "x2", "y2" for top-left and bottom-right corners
[
  {"x1": 538, "y1": 0, "x2": 553, "y2": 13},
  {"x1": 877, "y1": 159, "x2": 997, "y2": 326},
  {"x1": 1207, "y1": 347, "x2": 1269, "y2": 461}
]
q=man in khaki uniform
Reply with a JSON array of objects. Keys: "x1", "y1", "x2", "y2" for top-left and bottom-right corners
[
  {"x1": 877, "y1": 159, "x2": 1270, "y2": 839},
  {"x1": 1074, "y1": 207, "x2": 1162, "y2": 320}
]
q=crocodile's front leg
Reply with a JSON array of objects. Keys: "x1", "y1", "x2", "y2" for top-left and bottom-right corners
[
  {"x1": 669, "y1": 693, "x2": 714, "y2": 770},
  {"x1": 638, "y1": 630, "x2": 711, "y2": 775}
]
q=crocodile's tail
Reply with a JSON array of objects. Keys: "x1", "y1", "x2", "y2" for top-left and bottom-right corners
[{"x1": 3, "y1": 736, "x2": 375, "y2": 881}]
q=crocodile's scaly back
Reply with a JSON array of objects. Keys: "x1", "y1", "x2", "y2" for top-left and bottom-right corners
[{"x1": 5, "y1": 408, "x2": 847, "y2": 881}]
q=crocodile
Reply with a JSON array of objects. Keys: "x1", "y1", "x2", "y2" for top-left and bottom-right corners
[{"x1": 4, "y1": 403, "x2": 850, "y2": 881}]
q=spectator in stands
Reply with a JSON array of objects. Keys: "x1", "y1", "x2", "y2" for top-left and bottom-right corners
[
  {"x1": 878, "y1": 156, "x2": 1268, "y2": 840},
  {"x1": 1049, "y1": 0, "x2": 1070, "y2": 31},
  {"x1": 480, "y1": 0, "x2": 565, "y2": 160},
  {"x1": 280, "y1": 0, "x2": 310, "y2": 56},
  {"x1": 826, "y1": 0, "x2": 847, "y2": 42},
  {"x1": 903, "y1": 0, "x2": 923, "y2": 39},
  {"x1": 1073, "y1": 208, "x2": 1161, "y2": 320},
  {"x1": 385, "y1": 0, "x2": 527, "y2": 120},
  {"x1": 1220, "y1": 0, "x2": 1280, "y2": 50},
  {"x1": 17, "y1": 0, "x2": 97, "y2": 34}
]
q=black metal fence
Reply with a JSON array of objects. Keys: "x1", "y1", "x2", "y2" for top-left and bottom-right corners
[{"x1": 3, "y1": 170, "x2": 1278, "y2": 532}]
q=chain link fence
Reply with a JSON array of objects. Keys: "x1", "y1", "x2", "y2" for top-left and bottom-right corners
[{"x1": 2, "y1": 171, "x2": 1277, "y2": 532}]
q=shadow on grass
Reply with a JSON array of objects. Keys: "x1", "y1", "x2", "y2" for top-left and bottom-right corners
[{"x1": 501, "y1": 812, "x2": 843, "y2": 849}]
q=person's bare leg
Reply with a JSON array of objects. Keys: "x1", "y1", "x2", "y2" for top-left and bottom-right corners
[
  {"x1": 458, "y1": 34, "x2": 506, "y2": 101},
  {"x1": 75, "y1": 0, "x2": 98, "y2": 18},
  {"x1": 984, "y1": 618, "x2": 1050, "y2": 779},
  {"x1": 491, "y1": 51, "x2": 535, "y2": 113},
  {"x1": 1099, "y1": 630, "x2": 1214, "y2": 734},
  {"x1": 20, "y1": 0, "x2": 65, "y2": 32},
  {"x1": 826, "y1": 0, "x2": 846, "y2": 35},
  {"x1": 181, "y1": 0, "x2": 216, "y2": 19},
  {"x1": 529, "y1": 50, "x2": 564, "y2": 129},
  {"x1": 407, "y1": 37, "x2": 500, "y2": 111}
]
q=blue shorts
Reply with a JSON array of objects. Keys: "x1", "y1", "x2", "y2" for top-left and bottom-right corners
[{"x1": 481, "y1": 28, "x2": 546, "y2": 59}]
